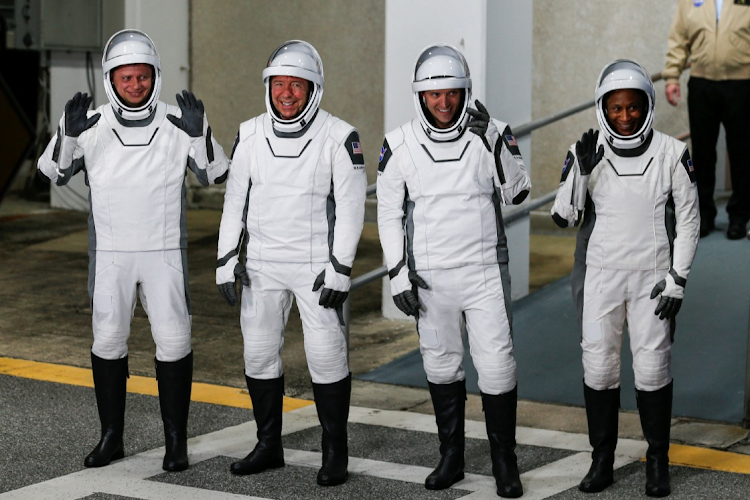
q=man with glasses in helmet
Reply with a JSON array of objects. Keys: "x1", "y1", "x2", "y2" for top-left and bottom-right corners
[
  {"x1": 377, "y1": 44, "x2": 531, "y2": 498},
  {"x1": 37, "y1": 29, "x2": 229, "y2": 472},
  {"x1": 551, "y1": 59, "x2": 700, "y2": 497},
  {"x1": 216, "y1": 40, "x2": 366, "y2": 487}
]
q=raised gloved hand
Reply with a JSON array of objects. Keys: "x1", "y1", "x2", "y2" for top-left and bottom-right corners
[
  {"x1": 650, "y1": 273, "x2": 685, "y2": 320},
  {"x1": 312, "y1": 260, "x2": 351, "y2": 309},
  {"x1": 167, "y1": 90, "x2": 205, "y2": 138},
  {"x1": 217, "y1": 262, "x2": 250, "y2": 306},
  {"x1": 575, "y1": 129, "x2": 604, "y2": 176},
  {"x1": 392, "y1": 271, "x2": 429, "y2": 317},
  {"x1": 467, "y1": 99, "x2": 492, "y2": 152},
  {"x1": 64, "y1": 92, "x2": 100, "y2": 137}
]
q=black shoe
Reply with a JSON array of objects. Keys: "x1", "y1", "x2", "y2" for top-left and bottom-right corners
[
  {"x1": 156, "y1": 352, "x2": 193, "y2": 472},
  {"x1": 231, "y1": 375, "x2": 286, "y2": 475},
  {"x1": 579, "y1": 383, "x2": 620, "y2": 493},
  {"x1": 637, "y1": 382, "x2": 673, "y2": 497},
  {"x1": 482, "y1": 387, "x2": 523, "y2": 498},
  {"x1": 699, "y1": 219, "x2": 715, "y2": 238},
  {"x1": 425, "y1": 380, "x2": 466, "y2": 490},
  {"x1": 84, "y1": 353, "x2": 128, "y2": 468},
  {"x1": 313, "y1": 374, "x2": 351, "y2": 486},
  {"x1": 727, "y1": 220, "x2": 747, "y2": 240}
]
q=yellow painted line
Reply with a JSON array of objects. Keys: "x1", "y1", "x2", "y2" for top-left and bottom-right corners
[
  {"x1": 635, "y1": 443, "x2": 750, "y2": 475},
  {"x1": 0, "y1": 356, "x2": 312, "y2": 413}
]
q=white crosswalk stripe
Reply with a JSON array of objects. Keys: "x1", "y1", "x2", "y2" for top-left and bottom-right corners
[{"x1": 0, "y1": 404, "x2": 647, "y2": 500}]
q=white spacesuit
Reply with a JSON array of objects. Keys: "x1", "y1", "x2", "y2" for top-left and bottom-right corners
[
  {"x1": 551, "y1": 59, "x2": 699, "y2": 497},
  {"x1": 377, "y1": 44, "x2": 530, "y2": 498},
  {"x1": 37, "y1": 29, "x2": 229, "y2": 473},
  {"x1": 216, "y1": 40, "x2": 366, "y2": 486}
]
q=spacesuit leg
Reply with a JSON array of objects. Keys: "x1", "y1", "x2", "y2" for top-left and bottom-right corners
[
  {"x1": 240, "y1": 261, "x2": 293, "y2": 380},
  {"x1": 90, "y1": 251, "x2": 138, "y2": 360}
]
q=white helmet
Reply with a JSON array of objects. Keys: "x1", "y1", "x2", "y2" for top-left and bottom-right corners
[
  {"x1": 262, "y1": 40, "x2": 324, "y2": 133},
  {"x1": 412, "y1": 44, "x2": 472, "y2": 142},
  {"x1": 102, "y1": 29, "x2": 161, "y2": 121},
  {"x1": 595, "y1": 59, "x2": 655, "y2": 150}
]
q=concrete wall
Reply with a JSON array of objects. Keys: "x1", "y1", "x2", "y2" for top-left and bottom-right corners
[
  {"x1": 190, "y1": 0, "x2": 385, "y2": 186},
  {"x1": 531, "y1": 0, "x2": 691, "y2": 199}
]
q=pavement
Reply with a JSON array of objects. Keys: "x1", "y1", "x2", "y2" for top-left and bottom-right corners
[{"x1": 2, "y1": 192, "x2": 750, "y2": 499}]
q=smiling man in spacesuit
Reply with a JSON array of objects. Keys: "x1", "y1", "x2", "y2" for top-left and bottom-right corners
[
  {"x1": 377, "y1": 44, "x2": 531, "y2": 498},
  {"x1": 551, "y1": 59, "x2": 700, "y2": 497},
  {"x1": 37, "y1": 29, "x2": 229, "y2": 472},
  {"x1": 216, "y1": 40, "x2": 366, "y2": 487}
]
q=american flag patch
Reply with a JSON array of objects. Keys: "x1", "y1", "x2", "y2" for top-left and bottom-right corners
[
  {"x1": 687, "y1": 159, "x2": 694, "y2": 172},
  {"x1": 352, "y1": 142, "x2": 363, "y2": 155},
  {"x1": 379, "y1": 146, "x2": 387, "y2": 162},
  {"x1": 505, "y1": 135, "x2": 518, "y2": 147}
]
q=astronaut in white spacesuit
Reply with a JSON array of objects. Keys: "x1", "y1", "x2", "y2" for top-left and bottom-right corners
[
  {"x1": 37, "y1": 29, "x2": 229, "y2": 472},
  {"x1": 216, "y1": 40, "x2": 366, "y2": 486},
  {"x1": 377, "y1": 44, "x2": 531, "y2": 498},
  {"x1": 551, "y1": 59, "x2": 699, "y2": 497}
]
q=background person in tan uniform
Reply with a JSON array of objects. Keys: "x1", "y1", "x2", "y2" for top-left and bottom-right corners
[{"x1": 664, "y1": 0, "x2": 750, "y2": 239}]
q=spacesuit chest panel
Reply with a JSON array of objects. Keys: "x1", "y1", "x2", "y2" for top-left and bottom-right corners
[
  {"x1": 84, "y1": 104, "x2": 187, "y2": 251},
  {"x1": 587, "y1": 132, "x2": 672, "y2": 270}
]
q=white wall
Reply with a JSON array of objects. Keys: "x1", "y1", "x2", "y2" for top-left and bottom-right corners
[
  {"x1": 49, "y1": 0, "x2": 189, "y2": 211},
  {"x1": 381, "y1": 0, "x2": 533, "y2": 319}
]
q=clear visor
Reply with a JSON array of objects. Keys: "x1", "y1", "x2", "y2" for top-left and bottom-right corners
[
  {"x1": 414, "y1": 45, "x2": 470, "y2": 81},
  {"x1": 264, "y1": 41, "x2": 323, "y2": 86}
]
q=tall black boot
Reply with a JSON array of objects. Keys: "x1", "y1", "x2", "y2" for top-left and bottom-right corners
[
  {"x1": 84, "y1": 352, "x2": 128, "y2": 467},
  {"x1": 155, "y1": 351, "x2": 193, "y2": 472},
  {"x1": 312, "y1": 373, "x2": 351, "y2": 486},
  {"x1": 482, "y1": 386, "x2": 523, "y2": 498},
  {"x1": 230, "y1": 375, "x2": 285, "y2": 475},
  {"x1": 425, "y1": 380, "x2": 466, "y2": 490},
  {"x1": 579, "y1": 384, "x2": 620, "y2": 493},
  {"x1": 637, "y1": 381, "x2": 673, "y2": 497}
]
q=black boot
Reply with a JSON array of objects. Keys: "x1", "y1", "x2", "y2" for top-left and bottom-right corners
[
  {"x1": 579, "y1": 384, "x2": 620, "y2": 493},
  {"x1": 155, "y1": 351, "x2": 193, "y2": 472},
  {"x1": 84, "y1": 353, "x2": 128, "y2": 467},
  {"x1": 312, "y1": 373, "x2": 351, "y2": 486},
  {"x1": 637, "y1": 381, "x2": 673, "y2": 497},
  {"x1": 230, "y1": 375, "x2": 285, "y2": 475},
  {"x1": 482, "y1": 386, "x2": 523, "y2": 498},
  {"x1": 425, "y1": 380, "x2": 466, "y2": 490}
]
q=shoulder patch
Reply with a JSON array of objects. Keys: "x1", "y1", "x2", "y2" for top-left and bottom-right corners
[
  {"x1": 501, "y1": 125, "x2": 521, "y2": 157},
  {"x1": 230, "y1": 131, "x2": 240, "y2": 160},
  {"x1": 344, "y1": 131, "x2": 365, "y2": 168},
  {"x1": 560, "y1": 150, "x2": 575, "y2": 182},
  {"x1": 378, "y1": 138, "x2": 392, "y2": 173},
  {"x1": 680, "y1": 149, "x2": 695, "y2": 183}
]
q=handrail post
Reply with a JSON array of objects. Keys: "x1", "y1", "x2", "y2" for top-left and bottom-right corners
[{"x1": 743, "y1": 298, "x2": 750, "y2": 428}]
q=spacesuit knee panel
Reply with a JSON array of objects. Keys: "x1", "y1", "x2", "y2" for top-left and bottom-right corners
[
  {"x1": 242, "y1": 328, "x2": 284, "y2": 379},
  {"x1": 582, "y1": 351, "x2": 621, "y2": 390},
  {"x1": 92, "y1": 328, "x2": 129, "y2": 360},
  {"x1": 152, "y1": 321, "x2": 191, "y2": 362},
  {"x1": 633, "y1": 350, "x2": 672, "y2": 391},
  {"x1": 473, "y1": 352, "x2": 517, "y2": 395},
  {"x1": 304, "y1": 331, "x2": 348, "y2": 384},
  {"x1": 422, "y1": 351, "x2": 464, "y2": 385}
]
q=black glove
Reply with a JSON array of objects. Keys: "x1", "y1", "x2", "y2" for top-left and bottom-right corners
[
  {"x1": 217, "y1": 263, "x2": 250, "y2": 306},
  {"x1": 167, "y1": 90, "x2": 205, "y2": 138},
  {"x1": 312, "y1": 271, "x2": 349, "y2": 309},
  {"x1": 650, "y1": 280, "x2": 683, "y2": 320},
  {"x1": 467, "y1": 99, "x2": 492, "y2": 152},
  {"x1": 575, "y1": 129, "x2": 604, "y2": 176},
  {"x1": 64, "y1": 92, "x2": 100, "y2": 137},
  {"x1": 393, "y1": 271, "x2": 429, "y2": 317}
]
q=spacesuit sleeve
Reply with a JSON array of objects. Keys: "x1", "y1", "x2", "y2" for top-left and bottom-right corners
[
  {"x1": 550, "y1": 147, "x2": 588, "y2": 228},
  {"x1": 186, "y1": 112, "x2": 230, "y2": 186},
  {"x1": 330, "y1": 130, "x2": 368, "y2": 269},
  {"x1": 376, "y1": 135, "x2": 411, "y2": 294},
  {"x1": 663, "y1": 0, "x2": 690, "y2": 84},
  {"x1": 216, "y1": 130, "x2": 250, "y2": 285},
  {"x1": 669, "y1": 146, "x2": 700, "y2": 281},
  {"x1": 492, "y1": 122, "x2": 531, "y2": 205},
  {"x1": 37, "y1": 114, "x2": 87, "y2": 186}
]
